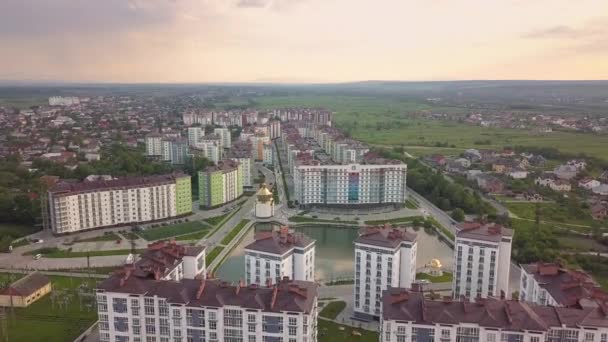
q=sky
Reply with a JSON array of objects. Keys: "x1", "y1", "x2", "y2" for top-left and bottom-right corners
[{"x1": 1, "y1": 0, "x2": 607, "y2": 83}]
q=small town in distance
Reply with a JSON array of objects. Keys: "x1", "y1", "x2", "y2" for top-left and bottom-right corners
[{"x1": 0, "y1": 89, "x2": 607, "y2": 342}]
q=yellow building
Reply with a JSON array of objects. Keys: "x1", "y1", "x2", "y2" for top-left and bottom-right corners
[
  {"x1": 254, "y1": 183, "x2": 275, "y2": 219},
  {"x1": 0, "y1": 272, "x2": 51, "y2": 307}
]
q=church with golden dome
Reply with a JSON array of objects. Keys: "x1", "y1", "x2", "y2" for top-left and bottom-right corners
[{"x1": 254, "y1": 183, "x2": 275, "y2": 219}]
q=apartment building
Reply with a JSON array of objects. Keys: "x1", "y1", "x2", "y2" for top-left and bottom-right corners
[
  {"x1": 354, "y1": 225, "x2": 417, "y2": 321},
  {"x1": 452, "y1": 222, "x2": 513, "y2": 300},
  {"x1": 227, "y1": 141, "x2": 253, "y2": 188},
  {"x1": 214, "y1": 127, "x2": 232, "y2": 149},
  {"x1": 263, "y1": 143, "x2": 274, "y2": 167},
  {"x1": 187, "y1": 127, "x2": 205, "y2": 147},
  {"x1": 97, "y1": 241, "x2": 318, "y2": 342},
  {"x1": 145, "y1": 133, "x2": 163, "y2": 157},
  {"x1": 48, "y1": 174, "x2": 192, "y2": 234},
  {"x1": 198, "y1": 160, "x2": 243, "y2": 208},
  {"x1": 161, "y1": 137, "x2": 189, "y2": 165},
  {"x1": 293, "y1": 160, "x2": 408, "y2": 206},
  {"x1": 381, "y1": 287, "x2": 608, "y2": 342},
  {"x1": 520, "y1": 262, "x2": 608, "y2": 307},
  {"x1": 244, "y1": 227, "x2": 315, "y2": 286}
]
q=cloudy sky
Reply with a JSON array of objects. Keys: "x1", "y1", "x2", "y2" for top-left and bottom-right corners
[{"x1": 1, "y1": 0, "x2": 607, "y2": 83}]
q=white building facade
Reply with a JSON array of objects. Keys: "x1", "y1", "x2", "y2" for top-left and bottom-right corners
[
  {"x1": 48, "y1": 174, "x2": 192, "y2": 234},
  {"x1": 354, "y1": 226, "x2": 417, "y2": 320},
  {"x1": 293, "y1": 163, "x2": 408, "y2": 206},
  {"x1": 214, "y1": 128, "x2": 232, "y2": 149},
  {"x1": 145, "y1": 134, "x2": 163, "y2": 157},
  {"x1": 245, "y1": 227, "x2": 315, "y2": 286},
  {"x1": 380, "y1": 288, "x2": 608, "y2": 342},
  {"x1": 452, "y1": 222, "x2": 513, "y2": 300}
]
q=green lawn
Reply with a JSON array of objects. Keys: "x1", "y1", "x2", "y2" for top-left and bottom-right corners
[
  {"x1": 319, "y1": 301, "x2": 346, "y2": 319},
  {"x1": 506, "y1": 202, "x2": 595, "y2": 228},
  {"x1": 78, "y1": 232, "x2": 121, "y2": 243},
  {"x1": 139, "y1": 221, "x2": 210, "y2": 241},
  {"x1": 363, "y1": 216, "x2": 423, "y2": 225},
  {"x1": 0, "y1": 223, "x2": 40, "y2": 252},
  {"x1": 0, "y1": 273, "x2": 98, "y2": 342},
  {"x1": 204, "y1": 212, "x2": 231, "y2": 226},
  {"x1": 325, "y1": 279, "x2": 355, "y2": 286},
  {"x1": 254, "y1": 94, "x2": 608, "y2": 161},
  {"x1": 206, "y1": 246, "x2": 225, "y2": 265},
  {"x1": 416, "y1": 272, "x2": 453, "y2": 283},
  {"x1": 404, "y1": 199, "x2": 419, "y2": 209},
  {"x1": 220, "y1": 219, "x2": 251, "y2": 245},
  {"x1": 24, "y1": 247, "x2": 143, "y2": 258},
  {"x1": 174, "y1": 230, "x2": 210, "y2": 241},
  {"x1": 318, "y1": 319, "x2": 379, "y2": 342},
  {"x1": 289, "y1": 216, "x2": 359, "y2": 225}
]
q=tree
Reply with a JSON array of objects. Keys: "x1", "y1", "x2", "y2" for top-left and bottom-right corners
[{"x1": 451, "y1": 208, "x2": 465, "y2": 222}]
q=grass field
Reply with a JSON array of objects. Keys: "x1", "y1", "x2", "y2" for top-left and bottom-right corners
[
  {"x1": 254, "y1": 95, "x2": 608, "y2": 161},
  {"x1": 78, "y1": 232, "x2": 121, "y2": 243},
  {"x1": 0, "y1": 223, "x2": 40, "y2": 252},
  {"x1": 220, "y1": 219, "x2": 251, "y2": 245},
  {"x1": 25, "y1": 247, "x2": 143, "y2": 258},
  {"x1": 506, "y1": 202, "x2": 595, "y2": 228},
  {"x1": 206, "y1": 246, "x2": 224, "y2": 265},
  {"x1": 318, "y1": 319, "x2": 378, "y2": 342},
  {"x1": 289, "y1": 216, "x2": 359, "y2": 225},
  {"x1": 204, "y1": 212, "x2": 232, "y2": 226},
  {"x1": 0, "y1": 273, "x2": 98, "y2": 342},
  {"x1": 139, "y1": 221, "x2": 210, "y2": 241},
  {"x1": 416, "y1": 272, "x2": 453, "y2": 283},
  {"x1": 319, "y1": 301, "x2": 346, "y2": 320},
  {"x1": 363, "y1": 216, "x2": 423, "y2": 225}
]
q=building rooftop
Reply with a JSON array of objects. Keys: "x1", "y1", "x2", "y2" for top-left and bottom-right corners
[
  {"x1": 382, "y1": 287, "x2": 608, "y2": 330},
  {"x1": 0, "y1": 272, "x2": 50, "y2": 297},
  {"x1": 355, "y1": 225, "x2": 417, "y2": 249},
  {"x1": 456, "y1": 222, "x2": 513, "y2": 243},
  {"x1": 99, "y1": 274, "x2": 317, "y2": 314},
  {"x1": 245, "y1": 226, "x2": 314, "y2": 255},
  {"x1": 522, "y1": 262, "x2": 608, "y2": 308},
  {"x1": 202, "y1": 160, "x2": 240, "y2": 173},
  {"x1": 49, "y1": 173, "x2": 188, "y2": 194}
]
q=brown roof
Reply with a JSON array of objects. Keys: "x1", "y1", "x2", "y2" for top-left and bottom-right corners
[
  {"x1": 202, "y1": 160, "x2": 240, "y2": 173},
  {"x1": 98, "y1": 276, "x2": 317, "y2": 314},
  {"x1": 456, "y1": 222, "x2": 513, "y2": 243},
  {"x1": 355, "y1": 225, "x2": 417, "y2": 249},
  {"x1": 522, "y1": 262, "x2": 608, "y2": 307},
  {"x1": 50, "y1": 173, "x2": 188, "y2": 195},
  {"x1": 0, "y1": 272, "x2": 50, "y2": 297},
  {"x1": 382, "y1": 287, "x2": 608, "y2": 330},
  {"x1": 245, "y1": 227, "x2": 314, "y2": 255}
]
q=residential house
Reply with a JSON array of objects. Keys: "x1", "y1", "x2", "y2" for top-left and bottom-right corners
[
  {"x1": 445, "y1": 161, "x2": 467, "y2": 174},
  {"x1": 453, "y1": 158, "x2": 471, "y2": 168},
  {"x1": 475, "y1": 174, "x2": 504, "y2": 193},
  {"x1": 529, "y1": 154, "x2": 547, "y2": 167},
  {"x1": 508, "y1": 168, "x2": 528, "y2": 179},
  {"x1": 591, "y1": 204, "x2": 608, "y2": 220},
  {"x1": 535, "y1": 174, "x2": 571, "y2": 192},
  {"x1": 600, "y1": 170, "x2": 608, "y2": 183},
  {"x1": 567, "y1": 159, "x2": 587, "y2": 170},
  {"x1": 463, "y1": 148, "x2": 481, "y2": 161},
  {"x1": 592, "y1": 184, "x2": 608, "y2": 196},
  {"x1": 554, "y1": 164, "x2": 579, "y2": 180},
  {"x1": 426, "y1": 154, "x2": 447, "y2": 168},
  {"x1": 579, "y1": 178, "x2": 601, "y2": 190}
]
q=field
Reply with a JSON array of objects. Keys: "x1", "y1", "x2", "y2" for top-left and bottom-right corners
[
  {"x1": 204, "y1": 212, "x2": 232, "y2": 226},
  {"x1": 318, "y1": 319, "x2": 378, "y2": 342},
  {"x1": 505, "y1": 202, "x2": 595, "y2": 228},
  {"x1": 0, "y1": 223, "x2": 40, "y2": 252},
  {"x1": 25, "y1": 247, "x2": 143, "y2": 258},
  {"x1": 0, "y1": 273, "x2": 98, "y2": 342},
  {"x1": 205, "y1": 246, "x2": 224, "y2": 264},
  {"x1": 254, "y1": 95, "x2": 608, "y2": 160},
  {"x1": 78, "y1": 232, "x2": 121, "y2": 243},
  {"x1": 416, "y1": 272, "x2": 453, "y2": 283},
  {"x1": 289, "y1": 216, "x2": 359, "y2": 225},
  {"x1": 220, "y1": 219, "x2": 251, "y2": 245},
  {"x1": 139, "y1": 221, "x2": 210, "y2": 241},
  {"x1": 319, "y1": 301, "x2": 346, "y2": 320}
]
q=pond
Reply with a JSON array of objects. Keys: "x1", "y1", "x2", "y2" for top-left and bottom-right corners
[{"x1": 215, "y1": 223, "x2": 454, "y2": 283}]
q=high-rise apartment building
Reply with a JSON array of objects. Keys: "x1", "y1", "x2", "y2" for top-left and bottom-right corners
[
  {"x1": 380, "y1": 287, "x2": 608, "y2": 342},
  {"x1": 96, "y1": 240, "x2": 319, "y2": 342},
  {"x1": 198, "y1": 160, "x2": 243, "y2": 208},
  {"x1": 214, "y1": 127, "x2": 232, "y2": 149},
  {"x1": 187, "y1": 127, "x2": 205, "y2": 147},
  {"x1": 354, "y1": 225, "x2": 417, "y2": 320},
  {"x1": 48, "y1": 174, "x2": 192, "y2": 234},
  {"x1": 161, "y1": 137, "x2": 189, "y2": 165},
  {"x1": 244, "y1": 227, "x2": 315, "y2": 286},
  {"x1": 145, "y1": 133, "x2": 163, "y2": 157},
  {"x1": 452, "y1": 222, "x2": 513, "y2": 301}
]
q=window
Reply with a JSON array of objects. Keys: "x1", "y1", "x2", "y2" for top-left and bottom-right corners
[
  {"x1": 224, "y1": 309, "x2": 243, "y2": 327},
  {"x1": 456, "y1": 327, "x2": 479, "y2": 342},
  {"x1": 113, "y1": 298, "x2": 128, "y2": 313},
  {"x1": 500, "y1": 333, "x2": 523, "y2": 342},
  {"x1": 289, "y1": 326, "x2": 297, "y2": 336},
  {"x1": 584, "y1": 332, "x2": 595, "y2": 342}
]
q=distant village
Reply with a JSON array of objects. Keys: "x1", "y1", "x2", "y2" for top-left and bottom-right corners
[{"x1": 425, "y1": 148, "x2": 608, "y2": 221}]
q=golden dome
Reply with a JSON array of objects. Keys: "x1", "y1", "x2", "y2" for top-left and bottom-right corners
[
  {"x1": 429, "y1": 259, "x2": 442, "y2": 269},
  {"x1": 257, "y1": 183, "x2": 274, "y2": 203}
]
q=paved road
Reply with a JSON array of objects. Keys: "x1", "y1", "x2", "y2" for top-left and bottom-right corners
[{"x1": 407, "y1": 187, "x2": 459, "y2": 234}]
